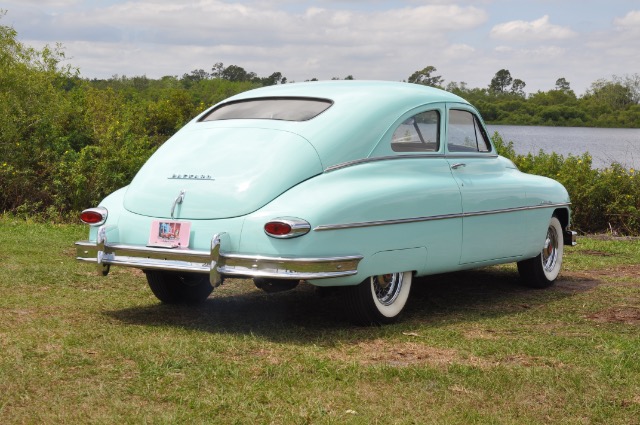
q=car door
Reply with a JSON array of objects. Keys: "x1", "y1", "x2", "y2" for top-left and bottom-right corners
[
  {"x1": 370, "y1": 105, "x2": 463, "y2": 275},
  {"x1": 445, "y1": 106, "x2": 527, "y2": 264}
]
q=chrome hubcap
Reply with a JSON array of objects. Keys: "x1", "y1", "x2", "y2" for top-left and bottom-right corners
[
  {"x1": 373, "y1": 273, "x2": 403, "y2": 306},
  {"x1": 542, "y1": 225, "x2": 559, "y2": 273}
]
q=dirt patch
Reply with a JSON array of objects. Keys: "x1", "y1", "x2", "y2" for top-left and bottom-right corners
[
  {"x1": 586, "y1": 307, "x2": 640, "y2": 325},
  {"x1": 563, "y1": 264, "x2": 640, "y2": 282},
  {"x1": 247, "y1": 348, "x2": 283, "y2": 365},
  {"x1": 463, "y1": 328, "x2": 499, "y2": 340},
  {"x1": 580, "y1": 250, "x2": 616, "y2": 257},
  {"x1": 497, "y1": 354, "x2": 568, "y2": 369},
  {"x1": 327, "y1": 339, "x2": 571, "y2": 370},
  {"x1": 553, "y1": 274, "x2": 600, "y2": 292},
  {"x1": 328, "y1": 339, "x2": 492, "y2": 368},
  {"x1": 587, "y1": 235, "x2": 640, "y2": 242}
]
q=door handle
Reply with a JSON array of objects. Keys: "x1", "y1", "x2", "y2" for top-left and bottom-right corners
[{"x1": 451, "y1": 163, "x2": 466, "y2": 169}]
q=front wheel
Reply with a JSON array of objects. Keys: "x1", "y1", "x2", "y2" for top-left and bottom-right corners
[
  {"x1": 517, "y1": 216, "x2": 564, "y2": 288},
  {"x1": 145, "y1": 271, "x2": 213, "y2": 304},
  {"x1": 344, "y1": 271, "x2": 412, "y2": 325}
]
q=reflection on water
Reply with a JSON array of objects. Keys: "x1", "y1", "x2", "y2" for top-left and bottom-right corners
[{"x1": 487, "y1": 125, "x2": 640, "y2": 169}]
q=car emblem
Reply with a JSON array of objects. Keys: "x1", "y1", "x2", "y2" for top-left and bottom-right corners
[{"x1": 169, "y1": 174, "x2": 215, "y2": 180}]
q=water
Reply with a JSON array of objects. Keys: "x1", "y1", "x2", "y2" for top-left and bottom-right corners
[{"x1": 486, "y1": 125, "x2": 640, "y2": 170}]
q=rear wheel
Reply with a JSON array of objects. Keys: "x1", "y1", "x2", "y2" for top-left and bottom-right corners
[
  {"x1": 145, "y1": 271, "x2": 213, "y2": 304},
  {"x1": 517, "y1": 216, "x2": 564, "y2": 288},
  {"x1": 344, "y1": 271, "x2": 412, "y2": 325}
]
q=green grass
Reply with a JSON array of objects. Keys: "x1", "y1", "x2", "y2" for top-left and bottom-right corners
[{"x1": 1, "y1": 217, "x2": 639, "y2": 424}]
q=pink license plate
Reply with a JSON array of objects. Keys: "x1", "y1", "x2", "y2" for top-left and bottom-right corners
[{"x1": 148, "y1": 220, "x2": 191, "y2": 248}]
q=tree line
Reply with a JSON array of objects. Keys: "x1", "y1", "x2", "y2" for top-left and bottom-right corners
[
  {"x1": 0, "y1": 19, "x2": 638, "y2": 233},
  {"x1": 408, "y1": 65, "x2": 640, "y2": 128}
]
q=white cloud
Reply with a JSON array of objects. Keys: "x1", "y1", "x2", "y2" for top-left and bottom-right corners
[
  {"x1": 8, "y1": 1, "x2": 488, "y2": 82},
  {"x1": 11, "y1": 0, "x2": 81, "y2": 6},
  {"x1": 613, "y1": 10, "x2": 640, "y2": 29},
  {"x1": 442, "y1": 43, "x2": 476, "y2": 60},
  {"x1": 490, "y1": 15, "x2": 576, "y2": 42},
  {"x1": 493, "y1": 45, "x2": 567, "y2": 60}
]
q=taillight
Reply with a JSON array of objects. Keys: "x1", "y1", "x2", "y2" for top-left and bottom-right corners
[
  {"x1": 264, "y1": 218, "x2": 310, "y2": 239},
  {"x1": 80, "y1": 207, "x2": 108, "y2": 226}
]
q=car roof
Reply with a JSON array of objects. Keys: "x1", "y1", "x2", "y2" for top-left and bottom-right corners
[
  {"x1": 196, "y1": 80, "x2": 472, "y2": 168},
  {"x1": 228, "y1": 80, "x2": 467, "y2": 105}
]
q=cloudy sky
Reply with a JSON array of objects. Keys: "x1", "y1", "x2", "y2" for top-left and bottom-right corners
[{"x1": 2, "y1": 0, "x2": 639, "y2": 95}]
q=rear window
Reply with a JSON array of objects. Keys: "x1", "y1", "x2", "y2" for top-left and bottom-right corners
[{"x1": 200, "y1": 97, "x2": 333, "y2": 122}]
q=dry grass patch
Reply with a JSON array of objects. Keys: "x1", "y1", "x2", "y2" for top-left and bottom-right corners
[
  {"x1": 586, "y1": 307, "x2": 640, "y2": 325},
  {"x1": 328, "y1": 338, "x2": 494, "y2": 369}
]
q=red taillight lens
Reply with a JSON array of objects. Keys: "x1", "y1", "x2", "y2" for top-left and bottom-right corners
[
  {"x1": 80, "y1": 207, "x2": 107, "y2": 225},
  {"x1": 264, "y1": 221, "x2": 292, "y2": 236},
  {"x1": 264, "y1": 218, "x2": 311, "y2": 239}
]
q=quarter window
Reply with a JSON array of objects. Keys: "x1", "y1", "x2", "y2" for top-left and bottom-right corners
[
  {"x1": 447, "y1": 110, "x2": 491, "y2": 152},
  {"x1": 391, "y1": 110, "x2": 440, "y2": 152}
]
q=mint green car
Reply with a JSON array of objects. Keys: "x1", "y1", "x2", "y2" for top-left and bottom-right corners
[{"x1": 76, "y1": 81, "x2": 576, "y2": 325}]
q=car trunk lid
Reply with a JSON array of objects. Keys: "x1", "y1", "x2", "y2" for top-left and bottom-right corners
[{"x1": 123, "y1": 126, "x2": 323, "y2": 219}]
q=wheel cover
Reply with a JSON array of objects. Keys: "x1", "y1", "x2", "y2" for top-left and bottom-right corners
[
  {"x1": 542, "y1": 225, "x2": 559, "y2": 273},
  {"x1": 372, "y1": 273, "x2": 403, "y2": 306}
]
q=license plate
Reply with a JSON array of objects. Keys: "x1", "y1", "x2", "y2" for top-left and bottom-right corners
[{"x1": 148, "y1": 220, "x2": 191, "y2": 248}]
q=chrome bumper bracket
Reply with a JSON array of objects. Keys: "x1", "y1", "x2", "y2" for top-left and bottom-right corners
[{"x1": 564, "y1": 230, "x2": 578, "y2": 246}]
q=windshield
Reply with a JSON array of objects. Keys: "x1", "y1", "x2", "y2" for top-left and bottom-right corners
[{"x1": 200, "y1": 97, "x2": 333, "y2": 122}]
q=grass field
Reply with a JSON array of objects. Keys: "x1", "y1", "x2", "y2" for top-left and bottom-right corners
[{"x1": 1, "y1": 217, "x2": 638, "y2": 424}]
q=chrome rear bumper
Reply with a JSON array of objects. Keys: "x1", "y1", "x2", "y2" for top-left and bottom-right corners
[{"x1": 75, "y1": 229, "x2": 362, "y2": 286}]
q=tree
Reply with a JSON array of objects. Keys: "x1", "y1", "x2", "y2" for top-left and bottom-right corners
[
  {"x1": 489, "y1": 69, "x2": 513, "y2": 94},
  {"x1": 615, "y1": 73, "x2": 640, "y2": 104},
  {"x1": 184, "y1": 69, "x2": 210, "y2": 81},
  {"x1": 555, "y1": 77, "x2": 571, "y2": 92},
  {"x1": 511, "y1": 79, "x2": 526, "y2": 97},
  {"x1": 211, "y1": 62, "x2": 225, "y2": 78},
  {"x1": 261, "y1": 71, "x2": 286, "y2": 86},
  {"x1": 445, "y1": 81, "x2": 468, "y2": 93},
  {"x1": 407, "y1": 66, "x2": 444, "y2": 88},
  {"x1": 221, "y1": 65, "x2": 252, "y2": 82},
  {"x1": 586, "y1": 79, "x2": 634, "y2": 110}
]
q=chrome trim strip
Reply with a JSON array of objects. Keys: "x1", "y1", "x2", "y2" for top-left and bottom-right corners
[
  {"x1": 314, "y1": 203, "x2": 571, "y2": 231},
  {"x1": 314, "y1": 213, "x2": 461, "y2": 231},
  {"x1": 76, "y1": 238, "x2": 362, "y2": 281},
  {"x1": 463, "y1": 203, "x2": 572, "y2": 218},
  {"x1": 325, "y1": 153, "x2": 499, "y2": 173},
  {"x1": 325, "y1": 155, "x2": 444, "y2": 172},
  {"x1": 445, "y1": 154, "x2": 498, "y2": 159}
]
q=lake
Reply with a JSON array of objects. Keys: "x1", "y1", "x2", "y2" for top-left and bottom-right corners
[{"x1": 486, "y1": 125, "x2": 640, "y2": 170}]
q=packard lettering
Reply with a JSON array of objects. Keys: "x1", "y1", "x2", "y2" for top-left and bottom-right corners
[{"x1": 169, "y1": 174, "x2": 214, "y2": 180}]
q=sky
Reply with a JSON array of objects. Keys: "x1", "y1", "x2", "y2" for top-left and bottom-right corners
[{"x1": 2, "y1": 0, "x2": 639, "y2": 95}]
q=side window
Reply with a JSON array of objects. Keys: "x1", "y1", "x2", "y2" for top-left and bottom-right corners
[
  {"x1": 391, "y1": 110, "x2": 440, "y2": 152},
  {"x1": 447, "y1": 110, "x2": 491, "y2": 153}
]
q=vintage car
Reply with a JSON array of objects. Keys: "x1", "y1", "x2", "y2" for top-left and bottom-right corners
[{"x1": 76, "y1": 80, "x2": 576, "y2": 325}]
